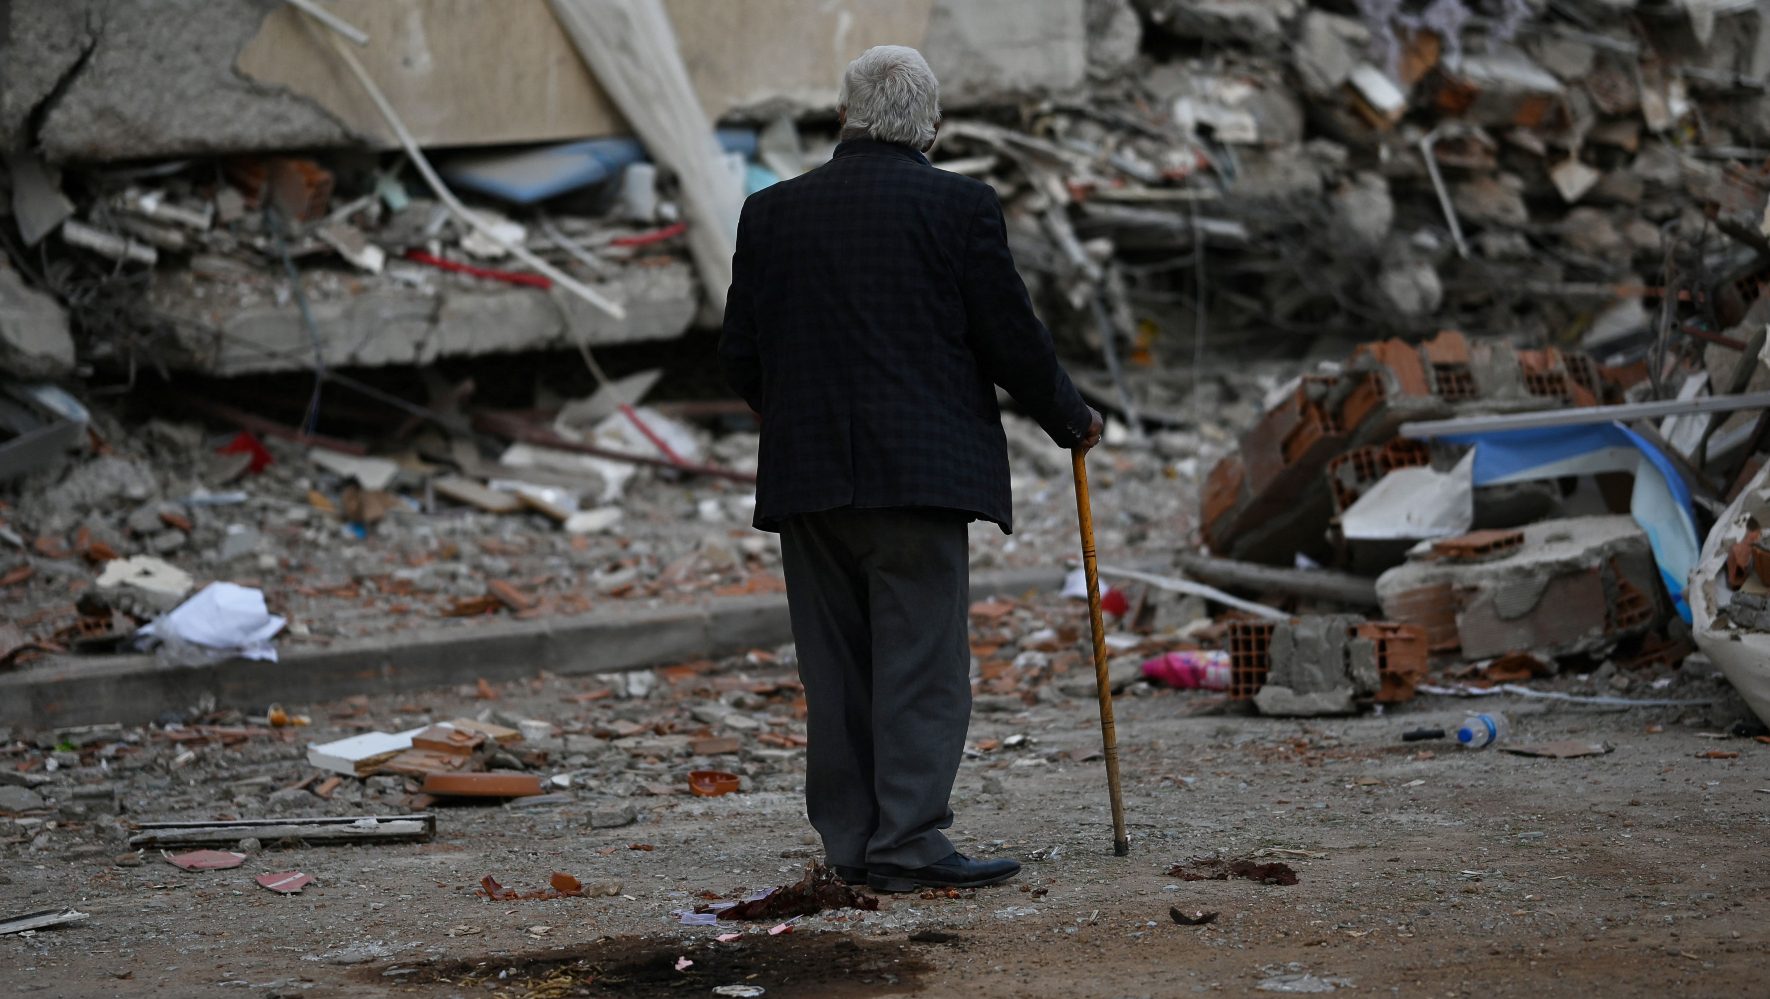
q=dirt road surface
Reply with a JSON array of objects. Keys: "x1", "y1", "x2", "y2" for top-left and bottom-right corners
[{"x1": 3, "y1": 659, "x2": 1765, "y2": 998}]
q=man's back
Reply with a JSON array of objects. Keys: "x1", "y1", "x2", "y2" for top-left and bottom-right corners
[
  {"x1": 721, "y1": 138, "x2": 1091, "y2": 533},
  {"x1": 718, "y1": 43, "x2": 1096, "y2": 897}
]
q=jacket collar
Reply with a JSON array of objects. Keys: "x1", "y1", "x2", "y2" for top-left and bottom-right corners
[{"x1": 832, "y1": 138, "x2": 930, "y2": 166}]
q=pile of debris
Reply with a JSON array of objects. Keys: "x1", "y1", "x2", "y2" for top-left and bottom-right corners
[{"x1": 967, "y1": 0, "x2": 1770, "y2": 366}]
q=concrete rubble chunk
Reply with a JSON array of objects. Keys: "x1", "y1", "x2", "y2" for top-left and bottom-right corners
[
  {"x1": 1331, "y1": 173, "x2": 1394, "y2": 251},
  {"x1": 1377, "y1": 256, "x2": 1443, "y2": 318},
  {"x1": 0, "y1": 785, "x2": 47, "y2": 813},
  {"x1": 588, "y1": 804, "x2": 639, "y2": 829},
  {"x1": 1561, "y1": 207, "x2": 1628, "y2": 262},
  {"x1": 1293, "y1": 12, "x2": 1368, "y2": 97},
  {"x1": 1136, "y1": 0, "x2": 1302, "y2": 52},
  {"x1": 32, "y1": 0, "x2": 352, "y2": 163},
  {"x1": 1377, "y1": 516, "x2": 1661, "y2": 661},
  {"x1": 0, "y1": 265, "x2": 77, "y2": 380},
  {"x1": 1084, "y1": 0, "x2": 1142, "y2": 75},
  {"x1": 95, "y1": 555, "x2": 195, "y2": 614},
  {"x1": 922, "y1": 0, "x2": 1086, "y2": 106},
  {"x1": 1454, "y1": 175, "x2": 1530, "y2": 228},
  {"x1": 42, "y1": 456, "x2": 158, "y2": 514}
]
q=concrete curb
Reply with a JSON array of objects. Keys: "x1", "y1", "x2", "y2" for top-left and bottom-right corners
[{"x1": 0, "y1": 566, "x2": 1066, "y2": 730}]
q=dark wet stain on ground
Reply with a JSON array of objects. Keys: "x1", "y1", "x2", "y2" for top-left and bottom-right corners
[{"x1": 384, "y1": 931, "x2": 938, "y2": 997}]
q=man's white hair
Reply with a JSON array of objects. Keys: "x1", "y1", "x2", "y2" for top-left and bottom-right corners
[{"x1": 837, "y1": 45, "x2": 940, "y2": 148}]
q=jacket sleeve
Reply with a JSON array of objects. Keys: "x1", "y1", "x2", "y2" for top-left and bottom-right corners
[
  {"x1": 960, "y1": 185, "x2": 1093, "y2": 448},
  {"x1": 719, "y1": 195, "x2": 765, "y2": 413}
]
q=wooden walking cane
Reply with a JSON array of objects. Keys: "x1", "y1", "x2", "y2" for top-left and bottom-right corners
[{"x1": 1072, "y1": 448, "x2": 1130, "y2": 857}]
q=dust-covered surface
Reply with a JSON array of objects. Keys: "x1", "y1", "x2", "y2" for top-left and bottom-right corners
[
  {"x1": 2, "y1": 649, "x2": 1766, "y2": 998},
  {"x1": 0, "y1": 395, "x2": 1243, "y2": 656}
]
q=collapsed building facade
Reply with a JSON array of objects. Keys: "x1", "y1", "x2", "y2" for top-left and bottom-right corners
[{"x1": 2, "y1": 0, "x2": 1770, "y2": 729}]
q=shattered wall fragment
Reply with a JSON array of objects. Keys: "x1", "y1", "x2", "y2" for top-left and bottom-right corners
[{"x1": 1376, "y1": 517, "x2": 1665, "y2": 661}]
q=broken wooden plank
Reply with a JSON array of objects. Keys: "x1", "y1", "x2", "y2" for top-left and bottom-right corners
[
  {"x1": 0, "y1": 908, "x2": 88, "y2": 935},
  {"x1": 1172, "y1": 552, "x2": 1380, "y2": 607},
  {"x1": 128, "y1": 813, "x2": 435, "y2": 848}
]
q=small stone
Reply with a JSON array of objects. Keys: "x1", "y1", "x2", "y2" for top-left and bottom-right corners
[
  {"x1": 589, "y1": 804, "x2": 638, "y2": 829},
  {"x1": 126, "y1": 505, "x2": 167, "y2": 536},
  {"x1": 267, "y1": 787, "x2": 321, "y2": 813},
  {"x1": 690, "y1": 704, "x2": 731, "y2": 726},
  {"x1": 720, "y1": 713, "x2": 762, "y2": 732},
  {"x1": 148, "y1": 529, "x2": 188, "y2": 555},
  {"x1": 364, "y1": 776, "x2": 404, "y2": 797},
  {"x1": 0, "y1": 785, "x2": 46, "y2": 812},
  {"x1": 114, "y1": 852, "x2": 143, "y2": 867},
  {"x1": 237, "y1": 837, "x2": 263, "y2": 853},
  {"x1": 217, "y1": 525, "x2": 261, "y2": 562}
]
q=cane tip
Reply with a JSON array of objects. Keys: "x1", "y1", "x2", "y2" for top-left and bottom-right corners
[{"x1": 1113, "y1": 839, "x2": 1130, "y2": 857}]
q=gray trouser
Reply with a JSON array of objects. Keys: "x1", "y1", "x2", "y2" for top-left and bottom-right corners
[{"x1": 779, "y1": 507, "x2": 972, "y2": 870}]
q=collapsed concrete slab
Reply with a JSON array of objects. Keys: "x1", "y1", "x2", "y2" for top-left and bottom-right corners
[
  {"x1": 6, "y1": 0, "x2": 1086, "y2": 163},
  {"x1": 1376, "y1": 517, "x2": 1664, "y2": 661},
  {"x1": 147, "y1": 259, "x2": 697, "y2": 375}
]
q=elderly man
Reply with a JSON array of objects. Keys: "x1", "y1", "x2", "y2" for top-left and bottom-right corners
[{"x1": 720, "y1": 45, "x2": 1101, "y2": 893}]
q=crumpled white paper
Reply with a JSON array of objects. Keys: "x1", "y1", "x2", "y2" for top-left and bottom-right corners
[{"x1": 138, "y1": 582, "x2": 286, "y2": 664}]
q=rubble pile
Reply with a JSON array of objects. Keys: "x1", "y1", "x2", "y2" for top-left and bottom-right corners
[
  {"x1": 1, "y1": 148, "x2": 708, "y2": 379},
  {"x1": 1098, "y1": 0, "x2": 1770, "y2": 347}
]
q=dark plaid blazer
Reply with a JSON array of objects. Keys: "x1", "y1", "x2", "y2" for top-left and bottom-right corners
[{"x1": 719, "y1": 138, "x2": 1091, "y2": 534}]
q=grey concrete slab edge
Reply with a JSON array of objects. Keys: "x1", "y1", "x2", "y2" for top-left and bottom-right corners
[{"x1": 0, "y1": 566, "x2": 1066, "y2": 731}]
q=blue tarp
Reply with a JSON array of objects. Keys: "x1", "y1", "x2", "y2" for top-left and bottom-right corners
[
  {"x1": 441, "y1": 128, "x2": 759, "y2": 204},
  {"x1": 1441, "y1": 423, "x2": 1700, "y2": 622}
]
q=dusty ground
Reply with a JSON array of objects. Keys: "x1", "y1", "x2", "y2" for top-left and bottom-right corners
[{"x1": 4, "y1": 646, "x2": 1765, "y2": 999}]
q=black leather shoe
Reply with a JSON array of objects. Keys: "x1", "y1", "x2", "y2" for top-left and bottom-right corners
[
  {"x1": 866, "y1": 852, "x2": 1020, "y2": 893},
  {"x1": 834, "y1": 865, "x2": 867, "y2": 886}
]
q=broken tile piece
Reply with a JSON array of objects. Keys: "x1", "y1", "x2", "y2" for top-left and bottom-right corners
[
  {"x1": 163, "y1": 850, "x2": 246, "y2": 871},
  {"x1": 255, "y1": 871, "x2": 314, "y2": 894}
]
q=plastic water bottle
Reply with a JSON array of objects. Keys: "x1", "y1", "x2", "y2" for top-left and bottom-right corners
[{"x1": 1455, "y1": 712, "x2": 1509, "y2": 749}]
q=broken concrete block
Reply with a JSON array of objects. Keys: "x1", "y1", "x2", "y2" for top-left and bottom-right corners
[
  {"x1": 7, "y1": 151, "x2": 76, "y2": 247},
  {"x1": 1293, "y1": 11, "x2": 1368, "y2": 97},
  {"x1": 1266, "y1": 614, "x2": 1362, "y2": 695},
  {"x1": 0, "y1": 264, "x2": 76, "y2": 379},
  {"x1": 1085, "y1": 0, "x2": 1142, "y2": 75},
  {"x1": 1724, "y1": 591, "x2": 1770, "y2": 631},
  {"x1": 588, "y1": 804, "x2": 638, "y2": 829},
  {"x1": 0, "y1": 785, "x2": 47, "y2": 814},
  {"x1": 1550, "y1": 159, "x2": 1603, "y2": 204},
  {"x1": 1561, "y1": 207, "x2": 1628, "y2": 262},
  {"x1": 147, "y1": 530, "x2": 187, "y2": 555},
  {"x1": 41, "y1": 457, "x2": 158, "y2": 519},
  {"x1": 1377, "y1": 257, "x2": 1443, "y2": 318},
  {"x1": 1376, "y1": 516, "x2": 1661, "y2": 660},
  {"x1": 1454, "y1": 175, "x2": 1529, "y2": 228},
  {"x1": 1136, "y1": 0, "x2": 1302, "y2": 52},
  {"x1": 1331, "y1": 172, "x2": 1393, "y2": 251},
  {"x1": 217, "y1": 525, "x2": 261, "y2": 563},
  {"x1": 923, "y1": 0, "x2": 1086, "y2": 106},
  {"x1": 96, "y1": 555, "x2": 194, "y2": 614}
]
